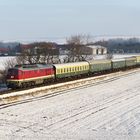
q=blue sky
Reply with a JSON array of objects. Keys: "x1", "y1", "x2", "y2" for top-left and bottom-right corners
[{"x1": 0, "y1": 0, "x2": 140, "y2": 42}]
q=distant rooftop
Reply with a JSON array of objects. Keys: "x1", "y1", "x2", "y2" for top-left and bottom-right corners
[{"x1": 86, "y1": 45, "x2": 106, "y2": 49}]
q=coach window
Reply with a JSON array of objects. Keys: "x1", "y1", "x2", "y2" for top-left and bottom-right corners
[
  {"x1": 61, "y1": 69, "x2": 63, "y2": 73},
  {"x1": 72, "y1": 67, "x2": 74, "y2": 72}
]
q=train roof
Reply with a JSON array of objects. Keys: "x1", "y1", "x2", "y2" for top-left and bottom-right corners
[
  {"x1": 13, "y1": 64, "x2": 53, "y2": 70},
  {"x1": 111, "y1": 58, "x2": 125, "y2": 62},
  {"x1": 88, "y1": 59, "x2": 111, "y2": 64},
  {"x1": 53, "y1": 61, "x2": 89, "y2": 68},
  {"x1": 125, "y1": 56, "x2": 137, "y2": 60}
]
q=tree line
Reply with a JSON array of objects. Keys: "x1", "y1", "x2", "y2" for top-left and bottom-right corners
[
  {"x1": 94, "y1": 38, "x2": 140, "y2": 53},
  {"x1": 3, "y1": 35, "x2": 92, "y2": 70}
]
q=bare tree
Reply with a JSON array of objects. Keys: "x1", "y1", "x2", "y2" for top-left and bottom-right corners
[
  {"x1": 4, "y1": 58, "x2": 17, "y2": 70},
  {"x1": 0, "y1": 57, "x2": 18, "y2": 83},
  {"x1": 65, "y1": 34, "x2": 92, "y2": 62},
  {"x1": 17, "y1": 42, "x2": 59, "y2": 64},
  {"x1": 105, "y1": 52, "x2": 113, "y2": 59}
]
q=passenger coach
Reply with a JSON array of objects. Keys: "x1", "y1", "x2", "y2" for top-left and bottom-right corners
[{"x1": 53, "y1": 62, "x2": 90, "y2": 78}]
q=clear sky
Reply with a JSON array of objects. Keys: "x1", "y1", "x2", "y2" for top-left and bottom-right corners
[{"x1": 0, "y1": 0, "x2": 140, "y2": 42}]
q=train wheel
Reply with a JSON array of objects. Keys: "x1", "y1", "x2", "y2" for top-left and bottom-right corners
[
  {"x1": 31, "y1": 82, "x2": 35, "y2": 87},
  {"x1": 21, "y1": 83, "x2": 26, "y2": 88}
]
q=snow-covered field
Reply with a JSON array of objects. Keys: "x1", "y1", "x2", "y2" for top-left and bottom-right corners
[{"x1": 0, "y1": 70, "x2": 140, "y2": 139}]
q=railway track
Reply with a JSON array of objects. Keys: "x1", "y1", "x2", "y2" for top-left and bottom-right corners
[{"x1": 0, "y1": 67, "x2": 140, "y2": 108}]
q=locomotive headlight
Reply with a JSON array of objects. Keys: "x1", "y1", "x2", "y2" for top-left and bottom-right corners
[{"x1": 11, "y1": 76, "x2": 14, "y2": 78}]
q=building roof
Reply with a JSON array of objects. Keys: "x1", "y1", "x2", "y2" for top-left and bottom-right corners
[
  {"x1": 0, "y1": 47, "x2": 9, "y2": 52},
  {"x1": 86, "y1": 45, "x2": 106, "y2": 49}
]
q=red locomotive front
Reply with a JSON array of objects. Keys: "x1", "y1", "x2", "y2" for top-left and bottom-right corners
[
  {"x1": 6, "y1": 64, "x2": 55, "y2": 89},
  {"x1": 6, "y1": 68, "x2": 21, "y2": 88}
]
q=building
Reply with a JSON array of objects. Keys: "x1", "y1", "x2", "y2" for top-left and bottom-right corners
[
  {"x1": 21, "y1": 43, "x2": 59, "y2": 55},
  {"x1": 0, "y1": 48, "x2": 9, "y2": 56},
  {"x1": 83, "y1": 45, "x2": 107, "y2": 55}
]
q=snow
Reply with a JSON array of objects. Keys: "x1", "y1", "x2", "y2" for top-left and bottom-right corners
[
  {"x1": 0, "y1": 70, "x2": 140, "y2": 139},
  {"x1": 0, "y1": 56, "x2": 16, "y2": 70}
]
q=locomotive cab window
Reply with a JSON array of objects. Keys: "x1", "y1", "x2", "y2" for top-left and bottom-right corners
[{"x1": 7, "y1": 69, "x2": 18, "y2": 76}]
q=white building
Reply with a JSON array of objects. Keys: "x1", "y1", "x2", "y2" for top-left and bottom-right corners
[{"x1": 83, "y1": 45, "x2": 107, "y2": 55}]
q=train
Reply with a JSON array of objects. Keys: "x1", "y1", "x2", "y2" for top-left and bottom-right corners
[{"x1": 6, "y1": 56, "x2": 140, "y2": 89}]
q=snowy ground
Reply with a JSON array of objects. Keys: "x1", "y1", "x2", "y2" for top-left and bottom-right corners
[{"x1": 0, "y1": 70, "x2": 140, "y2": 139}]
